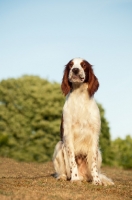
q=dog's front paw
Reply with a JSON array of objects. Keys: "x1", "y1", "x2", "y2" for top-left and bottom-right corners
[
  {"x1": 71, "y1": 173, "x2": 80, "y2": 182},
  {"x1": 92, "y1": 177, "x2": 102, "y2": 186}
]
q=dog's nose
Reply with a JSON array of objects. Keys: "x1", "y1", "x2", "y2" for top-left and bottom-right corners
[{"x1": 72, "y1": 68, "x2": 79, "y2": 75}]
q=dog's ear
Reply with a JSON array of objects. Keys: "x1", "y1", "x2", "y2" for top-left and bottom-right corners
[
  {"x1": 61, "y1": 63, "x2": 72, "y2": 96},
  {"x1": 88, "y1": 66, "x2": 99, "y2": 97}
]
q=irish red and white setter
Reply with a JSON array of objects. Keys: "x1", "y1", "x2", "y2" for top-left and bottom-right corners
[{"x1": 53, "y1": 58, "x2": 114, "y2": 186}]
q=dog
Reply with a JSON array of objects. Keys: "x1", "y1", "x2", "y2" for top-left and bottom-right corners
[{"x1": 53, "y1": 58, "x2": 114, "y2": 186}]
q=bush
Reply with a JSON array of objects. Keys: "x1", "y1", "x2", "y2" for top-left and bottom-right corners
[{"x1": 111, "y1": 135, "x2": 132, "y2": 169}]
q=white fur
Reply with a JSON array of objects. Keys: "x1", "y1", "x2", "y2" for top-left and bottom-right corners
[{"x1": 53, "y1": 58, "x2": 114, "y2": 186}]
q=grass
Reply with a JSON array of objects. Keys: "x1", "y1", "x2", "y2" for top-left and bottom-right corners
[{"x1": 0, "y1": 157, "x2": 132, "y2": 200}]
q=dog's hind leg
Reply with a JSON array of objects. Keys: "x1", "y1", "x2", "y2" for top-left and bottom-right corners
[{"x1": 53, "y1": 141, "x2": 70, "y2": 180}]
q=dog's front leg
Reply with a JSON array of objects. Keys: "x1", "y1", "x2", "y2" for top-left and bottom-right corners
[
  {"x1": 88, "y1": 139, "x2": 102, "y2": 185},
  {"x1": 64, "y1": 136, "x2": 80, "y2": 181},
  {"x1": 63, "y1": 114, "x2": 80, "y2": 181}
]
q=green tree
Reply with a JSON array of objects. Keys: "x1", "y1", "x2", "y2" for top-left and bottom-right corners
[
  {"x1": 0, "y1": 76, "x2": 113, "y2": 164},
  {"x1": 98, "y1": 104, "x2": 113, "y2": 165},
  {"x1": 111, "y1": 135, "x2": 132, "y2": 169},
  {"x1": 0, "y1": 76, "x2": 64, "y2": 162}
]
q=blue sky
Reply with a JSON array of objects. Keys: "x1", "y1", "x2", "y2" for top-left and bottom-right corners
[{"x1": 0, "y1": 0, "x2": 132, "y2": 139}]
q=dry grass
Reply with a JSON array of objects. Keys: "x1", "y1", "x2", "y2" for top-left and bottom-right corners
[{"x1": 0, "y1": 157, "x2": 132, "y2": 200}]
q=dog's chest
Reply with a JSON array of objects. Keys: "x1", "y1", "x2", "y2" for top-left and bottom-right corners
[
  {"x1": 64, "y1": 90, "x2": 100, "y2": 131},
  {"x1": 63, "y1": 90, "x2": 100, "y2": 155},
  {"x1": 66, "y1": 91, "x2": 91, "y2": 121}
]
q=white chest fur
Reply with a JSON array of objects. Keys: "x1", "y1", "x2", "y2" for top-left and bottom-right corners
[{"x1": 63, "y1": 84, "x2": 101, "y2": 155}]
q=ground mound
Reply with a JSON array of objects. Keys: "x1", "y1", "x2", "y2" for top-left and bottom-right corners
[{"x1": 0, "y1": 157, "x2": 131, "y2": 200}]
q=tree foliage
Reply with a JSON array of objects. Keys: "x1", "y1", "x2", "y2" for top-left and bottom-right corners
[
  {"x1": 0, "y1": 75, "x2": 130, "y2": 168},
  {"x1": 98, "y1": 104, "x2": 114, "y2": 165},
  {"x1": 111, "y1": 135, "x2": 132, "y2": 169},
  {"x1": 0, "y1": 76, "x2": 64, "y2": 162}
]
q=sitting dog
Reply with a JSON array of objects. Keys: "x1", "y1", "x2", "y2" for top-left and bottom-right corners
[{"x1": 53, "y1": 58, "x2": 114, "y2": 186}]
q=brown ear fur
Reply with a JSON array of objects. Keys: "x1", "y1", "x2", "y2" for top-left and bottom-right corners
[
  {"x1": 61, "y1": 65, "x2": 71, "y2": 96},
  {"x1": 88, "y1": 66, "x2": 99, "y2": 97}
]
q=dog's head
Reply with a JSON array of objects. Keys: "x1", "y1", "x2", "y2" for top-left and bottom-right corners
[{"x1": 61, "y1": 58, "x2": 99, "y2": 97}]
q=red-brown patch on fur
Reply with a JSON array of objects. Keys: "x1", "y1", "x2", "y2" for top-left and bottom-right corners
[
  {"x1": 75, "y1": 154, "x2": 89, "y2": 180},
  {"x1": 81, "y1": 60, "x2": 99, "y2": 97},
  {"x1": 61, "y1": 60, "x2": 73, "y2": 96}
]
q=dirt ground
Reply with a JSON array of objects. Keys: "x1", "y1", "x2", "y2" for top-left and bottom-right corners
[{"x1": 0, "y1": 157, "x2": 132, "y2": 200}]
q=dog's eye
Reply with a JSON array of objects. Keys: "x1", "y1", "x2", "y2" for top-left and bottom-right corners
[
  {"x1": 69, "y1": 62, "x2": 73, "y2": 68},
  {"x1": 82, "y1": 63, "x2": 86, "y2": 68}
]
